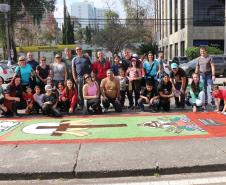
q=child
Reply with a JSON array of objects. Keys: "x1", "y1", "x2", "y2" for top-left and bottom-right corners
[
  {"x1": 158, "y1": 73, "x2": 173, "y2": 111},
  {"x1": 60, "y1": 79, "x2": 78, "y2": 114},
  {"x1": 112, "y1": 55, "x2": 123, "y2": 76},
  {"x1": 188, "y1": 73, "x2": 205, "y2": 112},
  {"x1": 23, "y1": 86, "x2": 34, "y2": 114},
  {"x1": 212, "y1": 85, "x2": 226, "y2": 114},
  {"x1": 117, "y1": 68, "x2": 129, "y2": 108},
  {"x1": 56, "y1": 81, "x2": 65, "y2": 111},
  {"x1": 138, "y1": 81, "x2": 159, "y2": 112},
  {"x1": 33, "y1": 85, "x2": 44, "y2": 114},
  {"x1": 42, "y1": 85, "x2": 61, "y2": 117},
  {"x1": 126, "y1": 57, "x2": 142, "y2": 109}
]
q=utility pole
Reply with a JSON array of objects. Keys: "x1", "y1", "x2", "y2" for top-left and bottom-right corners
[{"x1": 0, "y1": 3, "x2": 11, "y2": 64}]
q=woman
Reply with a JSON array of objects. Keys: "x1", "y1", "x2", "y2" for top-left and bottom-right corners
[
  {"x1": 14, "y1": 56, "x2": 33, "y2": 91},
  {"x1": 50, "y1": 54, "x2": 67, "y2": 87},
  {"x1": 4, "y1": 76, "x2": 26, "y2": 117},
  {"x1": 36, "y1": 56, "x2": 50, "y2": 92},
  {"x1": 0, "y1": 77, "x2": 7, "y2": 114},
  {"x1": 143, "y1": 52, "x2": 159, "y2": 87},
  {"x1": 83, "y1": 74, "x2": 102, "y2": 114},
  {"x1": 189, "y1": 73, "x2": 205, "y2": 112},
  {"x1": 60, "y1": 79, "x2": 78, "y2": 114}
]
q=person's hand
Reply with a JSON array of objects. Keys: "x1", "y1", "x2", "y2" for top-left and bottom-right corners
[
  {"x1": 149, "y1": 98, "x2": 154, "y2": 105},
  {"x1": 14, "y1": 97, "x2": 20, "y2": 102},
  {"x1": 214, "y1": 109, "x2": 219, "y2": 112},
  {"x1": 69, "y1": 108, "x2": 73, "y2": 113},
  {"x1": 62, "y1": 97, "x2": 66, "y2": 101},
  {"x1": 145, "y1": 97, "x2": 150, "y2": 103},
  {"x1": 212, "y1": 75, "x2": 216, "y2": 81}
]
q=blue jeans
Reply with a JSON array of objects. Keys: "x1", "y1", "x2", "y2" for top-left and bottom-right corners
[{"x1": 200, "y1": 73, "x2": 214, "y2": 105}]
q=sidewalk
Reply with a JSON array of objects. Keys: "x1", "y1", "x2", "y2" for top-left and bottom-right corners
[
  {"x1": 0, "y1": 108, "x2": 226, "y2": 180},
  {"x1": 0, "y1": 136, "x2": 226, "y2": 180}
]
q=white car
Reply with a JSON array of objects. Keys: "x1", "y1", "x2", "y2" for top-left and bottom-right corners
[{"x1": 0, "y1": 64, "x2": 14, "y2": 83}]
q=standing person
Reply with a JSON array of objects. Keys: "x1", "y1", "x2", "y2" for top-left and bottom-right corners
[
  {"x1": 27, "y1": 52, "x2": 39, "y2": 71},
  {"x1": 195, "y1": 47, "x2": 215, "y2": 106},
  {"x1": 121, "y1": 48, "x2": 133, "y2": 71},
  {"x1": 143, "y1": 52, "x2": 159, "y2": 87},
  {"x1": 112, "y1": 55, "x2": 124, "y2": 76},
  {"x1": 83, "y1": 74, "x2": 102, "y2": 114},
  {"x1": 100, "y1": 69, "x2": 122, "y2": 113},
  {"x1": 63, "y1": 48, "x2": 74, "y2": 80},
  {"x1": 72, "y1": 46, "x2": 92, "y2": 109},
  {"x1": 92, "y1": 50, "x2": 111, "y2": 85},
  {"x1": 14, "y1": 56, "x2": 33, "y2": 91},
  {"x1": 126, "y1": 57, "x2": 142, "y2": 109},
  {"x1": 50, "y1": 54, "x2": 67, "y2": 87},
  {"x1": 117, "y1": 68, "x2": 129, "y2": 108},
  {"x1": 189, "y1": 73, "x2": 205, "y2": 112},
  {"x1": 158, "y1": 73, "x2": 173, "y2": 112},
  {"x1": 36, "y1": 56, "x2": 51, "y2": 92},
  {"x1": 4, "y1": 77, "x2": 26, "y2": 117},
  {"x1": 170, "y1": 63, "x2": 188, "y2": 108}
]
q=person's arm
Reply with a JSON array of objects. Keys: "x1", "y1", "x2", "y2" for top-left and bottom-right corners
[
  {"x1": 70, "y1": 90, "x2": 78, "y2": 111},
  {"x1": 214, "y1": 98, "x2": 220, "y2": 112},
  {"x1": 210, "y1": 58, "x2": 216, "y2": 81},
  {"x1": 64, "y1": 63, "x2": 68, "y2": 83},
  {"x1": 180, "y1": 77, "x2": 187, "y2": 92},
  {"x1": 116, "y1": 78, "x2": 120, "y2": 99},
  {"x1": 72, "y1": 59, "x2": 78, "y2": 84},
  {"x1": 195, "y1": 58, "x2": 199, "y2": 74}
]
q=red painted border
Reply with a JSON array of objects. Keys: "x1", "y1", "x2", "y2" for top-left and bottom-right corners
[{"x1": 0, "y1": 112, "x2": 225, "y2": 145}]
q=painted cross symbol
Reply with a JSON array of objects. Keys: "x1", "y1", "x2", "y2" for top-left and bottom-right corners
[{"x1": 36, "y1": 120, "x2": 127, "y2": 136}]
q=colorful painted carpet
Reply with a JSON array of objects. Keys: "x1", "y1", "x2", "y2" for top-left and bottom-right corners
[{"x1": 0, "y1": 112, "x2": 225, "y2": 144}]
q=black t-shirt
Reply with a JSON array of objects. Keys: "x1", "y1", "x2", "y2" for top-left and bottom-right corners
[
  {"x1": 158, "y1": 81, "x2": 172, "y2": 95},
  {"x1": 5, "y1": 85, "x2": 23, "y2": 99},
  {"x1": 27, "y1": 60, "x2": 39, "y2": 71},
  {"x1": 140, "y1": 88, "x2": 158, "y2": 100},
  {"x1": 170, "y1": 68, "x2": 187, "y2": 84},
  {"x1": 43, "y1": 93, "x2": 57, "y2": 105},
  {"x1": 36, "y1": 65, "x2": 50, "y2": 79}
]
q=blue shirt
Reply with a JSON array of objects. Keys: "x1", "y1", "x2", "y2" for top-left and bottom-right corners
[
  {"x1": 72, "y1": 56, "x2": 92, "y2": 78},
  {"x1": 15, "y1": 64, "x2": 33, "y2": 85},
  {"x1": 143, "y1": 59, "x2": 159, "y2": 78}
]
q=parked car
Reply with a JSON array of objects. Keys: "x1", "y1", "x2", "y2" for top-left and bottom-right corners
[
  {"x1": 0, "y1": 63, "x2": 14, "y2": 83},
  {"x1": 180, "y1": 55, "x2": 226, "y2": 77},
  {"x1": 171, "y1": 56, "x2": 189, "y2": 65}
]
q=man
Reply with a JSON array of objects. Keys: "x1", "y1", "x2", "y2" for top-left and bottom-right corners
[
  {"x1": 72, "y1": 46, "x2": 92, "y2": 109},
  {"x1": 92, "y1": 50, "x2": 111, "y2": 85},
  {"x1": 63, "y1": 48, "x2": 74, "y2": 80},
  {"x1": 121, "y1": 48, "x2": 133, "y2": 71},
  {"x1": 27, "y1": 52, "x2": 39, "y2": 71},
  {"x1": 170, "y1": 63, "x2": 188, "y2": 108},
  {"x1": 100, "y1": 69, "x2": 122, "y2": 113},
  {"x1": 195, "y1": 47, "x2": 215, "y2": 105}
]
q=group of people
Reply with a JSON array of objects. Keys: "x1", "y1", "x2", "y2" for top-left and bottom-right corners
[{"x1": 0, "y1": 46, "x2": 225, "y2": 117}]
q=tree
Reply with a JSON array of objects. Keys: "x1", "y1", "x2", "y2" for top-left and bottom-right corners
[
  {"x1": 92, "y1": 10, "x2": 130, "y2": 54},
  {"x1": 186, "y1": 46, "x2": 223, "y2": 60},
  {"x1": 0, "y1": 0, "x2": 55, "y2": 62},
  {"x1": 138, "y1": 42, "x2": 158, "y2": 55},
  {"x1": 62, "y1": 0, "x2": 74, "y2": 44}
]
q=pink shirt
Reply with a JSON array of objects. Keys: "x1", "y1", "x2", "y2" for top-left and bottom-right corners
[
  {"x1": 128, "y1": 68, "x2": 140, "y2": 78},
  {"x1": 87, "y1": 82, "x2": 98, "y2": 96}
]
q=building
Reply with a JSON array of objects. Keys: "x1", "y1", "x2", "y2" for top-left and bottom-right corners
[
  {"x1": 70, "y1": 0, "x2": 107, "y2": 29},
  {"x1": 155, "y1": 0, "x2": 225, "y2": 61}
]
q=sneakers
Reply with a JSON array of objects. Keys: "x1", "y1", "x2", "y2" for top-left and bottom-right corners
[{"x1": 103, "y1": 108, "x2": 108, "y2": 113}]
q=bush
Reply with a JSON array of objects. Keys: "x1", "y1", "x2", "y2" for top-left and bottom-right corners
[{"x1": 186, "y1": 46, "x2": 223, "y2": 60}]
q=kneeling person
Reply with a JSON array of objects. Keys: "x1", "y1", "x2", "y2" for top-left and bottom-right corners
[{"x1": 138, "y1": 82, "x2": 159, "y2": 112}]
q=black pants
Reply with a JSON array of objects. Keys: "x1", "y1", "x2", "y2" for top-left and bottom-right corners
[
  {"x1": 42, "y1": 104, "x2": 61, "y2": 117},
  {"x1": 86, "y1": 98, "x2": 102, "y2": 114},
  {"x1": 159, "y1": 98, "x2": 170, "y2": 111},
  {"x1": 102, "y1": 97, "x2": 122, "y2": 112},
  {"x1": 174, "y1": 83, "x2": 186, "y2": 108}
]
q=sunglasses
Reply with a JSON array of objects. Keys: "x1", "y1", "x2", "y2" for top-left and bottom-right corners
[
  {"x1": 76, "y1": 48, "x2": 82, "y2": 51},
  {"x1": 19, "y1": 59, "x2": 25, "y2": 61}
]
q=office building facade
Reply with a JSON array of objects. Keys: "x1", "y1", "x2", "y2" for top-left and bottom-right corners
[
  {"x1": 70, "y1": 1, "x2": 106, "y2": 29},
  {"x1": 155, "y1": 0, "x2": 225, "y2": 61}
]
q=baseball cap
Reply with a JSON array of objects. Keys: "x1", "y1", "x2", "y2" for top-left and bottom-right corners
[
  {"x1": 45, "y1": 85, "x2": 52, "y2": 91},
  {"x1": 171, "y1": 63, "x2": 178, "y2": 69}
]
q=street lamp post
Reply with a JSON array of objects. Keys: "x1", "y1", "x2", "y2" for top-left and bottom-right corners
[{"x1": 0, "y1": 4, "x2": 11, "y2": 65}]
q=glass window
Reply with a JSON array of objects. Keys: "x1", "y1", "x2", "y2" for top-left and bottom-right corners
[
  {"x1": 193, "y1": 0, "x2": 225, "y2": 26},
  {"x1": 175, "y1": 43, "x2": 178, "y2": 56},
  {"x1": 170, "y1": 0, "x2": 173, "y2": 34},
  {"x1": 180, "y1": 41, "x2": 185, "y2": 56},
  {"x1": 174, "y1": 0, "x2": 178, "y2": 32},
  {"x1": 181, "y1": 0, "x2": 185, "y2": 29},
  {"x1": 213, "y1": 57, "x2": 223, "y2": 64}
]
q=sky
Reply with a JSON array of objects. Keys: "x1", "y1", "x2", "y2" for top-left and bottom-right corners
[{"x1": 54, "y1": 0, "x2": 126, "y2": 19}]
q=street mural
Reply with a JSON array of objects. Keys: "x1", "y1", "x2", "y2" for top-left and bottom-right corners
[{"x1": 0, "y1": 112, "x2": 225, "y2": 144}]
